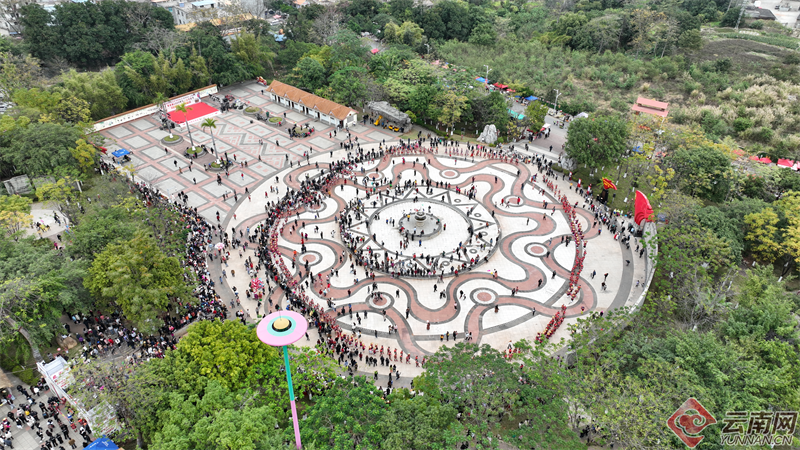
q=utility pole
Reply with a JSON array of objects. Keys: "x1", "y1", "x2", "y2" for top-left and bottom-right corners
[{"x1": 483, "y1": 65, "x2": 491, "y2": 85}]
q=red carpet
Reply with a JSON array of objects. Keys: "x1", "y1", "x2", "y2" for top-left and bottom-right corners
[{"x1": 167, "y1": 102, "x2": 219, "y2": 124}]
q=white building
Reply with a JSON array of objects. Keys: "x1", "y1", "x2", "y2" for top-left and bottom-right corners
[{"x1": 265, "y1": 80, "x2": 358, "y2": 128}]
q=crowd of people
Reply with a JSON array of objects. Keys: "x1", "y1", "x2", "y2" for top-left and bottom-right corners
[{"x1": 2, "y1": 381, "x2": 94, "y2": 450}]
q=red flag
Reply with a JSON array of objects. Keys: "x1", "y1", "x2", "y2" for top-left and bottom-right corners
[
  {"x1": 602, "y1": 177, "x2": 617, "y2": 190},
  {"x1": 635, "y1": 190, "x2": 654, "y2": 224}
]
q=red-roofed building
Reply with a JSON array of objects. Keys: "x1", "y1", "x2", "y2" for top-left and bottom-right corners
[
  {"x1": 632, "y1": 97, "x2": 669, "y2": 118},
  {"x1": 266, "y1": 80, "x2": 358, "y2": 127}
]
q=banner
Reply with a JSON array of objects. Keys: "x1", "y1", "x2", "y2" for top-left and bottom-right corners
[
  {"x1": 602, "y1": 177, "x2": 617, "y2": 190},
  {"x1": 635, "y1": 190, "x2": 654, "y2": 224}
]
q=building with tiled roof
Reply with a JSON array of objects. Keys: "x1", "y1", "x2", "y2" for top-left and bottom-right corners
[{"x1": 265, "y1": 80, "x2": 358, "y2": 128}]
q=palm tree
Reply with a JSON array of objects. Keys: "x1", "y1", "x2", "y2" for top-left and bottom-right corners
[
  {"x1": 175, "y1": 102, "x2": 195, "y2": 149},
  {"x1": 201, "y1": 118, "x2": 218, "y2": 155}
]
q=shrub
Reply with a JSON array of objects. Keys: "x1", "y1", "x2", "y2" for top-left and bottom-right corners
[
  {"x1": 733, "y1": 117, "x2": 754, "y2": 132},
  {"x1": 714, "y1": 58, "x2": 733, "y2": 73},
  {"x1": 783, "y1": 53, "x2": 800, "y2": 65},
  {"x1": 749, "y1": 20, "x2": 764, "y2": 29},
  {"x1": 753, "y1": 126, "x2": 775, "y2": 143}
]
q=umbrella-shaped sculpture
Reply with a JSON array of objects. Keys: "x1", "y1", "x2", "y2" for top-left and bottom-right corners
[
  {"x1": 215, "y1": 242, "x2": 225, "y2": 251},
  {"x1": 112, "y1": 148, "x2": 131, "y2": 158}
]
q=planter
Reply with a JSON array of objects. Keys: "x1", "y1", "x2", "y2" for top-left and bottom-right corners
[
  {"x1": 161, "y1": 135, "x2": 183, "y2": 145},
  {"x1": 208, "y1": 162, "x2": 225, "y2": 172},
  {"x1": 185, "y1": 147, "x2": 207, "y2": 158},
  {"x1": 244, "y1": 107, "x2": 261, "y2": 116}
]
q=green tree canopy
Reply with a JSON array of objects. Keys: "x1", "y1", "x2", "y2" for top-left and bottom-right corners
[
  {"x1": 565, "y1": 114, "x2": 629, "y2": 168},
  {"x1": 85, "y1": 230, "x2": 193, "y2": 333}
]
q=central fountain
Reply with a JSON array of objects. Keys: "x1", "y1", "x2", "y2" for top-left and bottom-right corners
[{"x1": 399, "y1": 208, "x2": 442, "y2": 240}]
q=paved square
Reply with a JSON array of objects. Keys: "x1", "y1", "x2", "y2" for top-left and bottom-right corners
[
  {"x1": 141, "y1": 146, "x2": 168, "y2": 160},
  {"x1": 230, "y1": 172, "x2": 256, "y2": 186},
  {"x1": 186, "y1": 191, "x2": 209, "y2": 208},
  {"x1": 180, "y1": 169, "x2": 208, "y2": 184},
  {"x1": 160, "y1": 157, "x2": 188, "y2": 171},
  {"x1": 308, "y1": 136, "x2": 334, "y2": 149},
  {"x1": 350, "y1": 124, "x2": 369, "y2": 133},
  {"x1": 109, "y1": 126, "x2": 132, "y2": 138},
  {"x1": 229, "y1": 151, "x2": 252, "y2": 162},
  {"x1": 367, "y1": 131, "x2": 395, "y2": 142},
  {"x1": 246, "y1": 124, "x2": 271, "y2": 137},
  {"x1": 226, "y1": 116, "x2": 251, "y2": 127},
  {"x1": 286, "y1": 111, "x2": 305, "y2": 122},
  {"x1": 248, "y1": 96, "x2": 267, "y2": 106},
  {"x1": 136, "y1": 166, "x2": 164, "y2": 181},
  {"x1": 202, "y1": 181, "x2": 229, "y2": 198},
  {"x1": 131, "y1": 119, "x2": 156, "y2": 131},
  {"x1": 265, "y1": 103, "x2": 287, "y2": 114},
  {"x1": 247, "y1": 162, "x2": 274, "y2": 176},
  {"x1": 129, "y1": 156, "x2": 146, "y2": 167},
  {"x1": 230, "y1": 89, "x2": 249, "y2": 97},
  {"x1": 199, "y1": 205, "x2": 226, "y2": 224},
  {"x1": 155, "y1": 178, "x2": 185, "y2": 194},
  {"x1": 124, "y1": 136, "x2": 150, "y2": 149},
  {"x1": 147, "y1": 129, "x2": 170, "y2": 140}
]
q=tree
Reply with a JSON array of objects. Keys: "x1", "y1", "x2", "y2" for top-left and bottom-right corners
[
  {"x1": 564, "y1": 115, "x2": 629, "y2": 168},
  {"x1": 416, "y1": 343, "x2": 530, "y2": 448},
  {"x1": 70, "y1": 139, "x2": 96, "y2": 175},
  {"x1": 35, "y1": 176, "x2": 77, "y2": 213},
  {"x1": 247, "y1": 346, "x2": 339, "y2": 420},
  {"x1": 524, "y1": 101, "x2": 548, "y2": 135},
  {"x1": 3, "y1": 121, "x2": 83, "y2": 176},
  {"x1": 174, "y1": 102, "x2": 196, "y2": 149},
  {"x1": 53, "y1": 96, "x2": 91, "y2": 124},
  {"x1": 744, "y1": 207, "x2": 781, "y2": 264},
  {"x1": 312, "y1": 5, "x2": 345, "y2": 45},
  {"x1": 165, "y1": 320, "x2": 277, "y2": 392},
  {"x1": 0, "y1": 195, "x2": 32, "y2": 236},
  {"x1": 373, "y1": 394, "x2": 462, "y2": 450},
  {"x1": 0, "y1": 235, "x2": 91, "y2": 357},
  {"x1": 437, "y1": 90, "x2": 468, "y2": 132},
  {"x1": 292, "y1": 57, "x2": 327, "y2": 91},
  {"x1": 326, "y1": 67, "x2": 368, "y2": 107},
  {"x1": 230, "y1": 30, "x2": 276, "y2": 77},
  {"x1": 200, "y1": 118, "x2": 218, "y2": 154},
  {"x1": 300, "y1": 377, "x2": 387, "y2": 449},
  {"x1": 0, "y1": 52, "x2": 41, "y2": 102},
  {"x1": 585, "y1": 14, "x2": 622, "y2": 54},
  {"x1": 85, "y1": 231, "x2": 193, "y2": 334},
  {"x1": 151, "y1": 381, "x2": 283, "y2": 450},
  {"x1": 59, "y1": 69, "x2": 128, "y2": 120},
  {"x1": 677, "y1": 29, "x2": 702, "y2": 50},
  {"x1": 384, "y1": 21, "x2": 425, "y2": 47},
  {"x1": 666, "y1": 144, "x2": 731, "y2": 202}
]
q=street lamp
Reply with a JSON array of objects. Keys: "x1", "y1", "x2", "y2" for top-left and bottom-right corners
[
  {"x1": 256, "y1": 311, "x2": 309, "y2": 450},
  {"x1": 553, "y1": 89, "x2": 562, "y2": 115}
]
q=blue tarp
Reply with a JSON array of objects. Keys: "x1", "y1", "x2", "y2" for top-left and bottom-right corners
[
  {"x1": 85, "y1": 437, "x2": 119, "y2": 450},
  {"x1": 112, "y1": 149, "x2": 130, "y2": 158},
  {"x1": 475, "y1": 77, "x2": 487, "y2": 83},
  {"x1": 525, "y1": 96, "x2": 538, "y2": 101}
]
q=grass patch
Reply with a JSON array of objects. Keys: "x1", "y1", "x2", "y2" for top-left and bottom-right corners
[
  {"x1": 717, "y1": 32, "x2": 800, "y2": 50},
  {"x1": 245, "y1": 106, "x2": 260, "y2": 114},
  {"x1": 186, "y1": 146, "x2": 204, "y2": 155},
  {"x1": 163, "y1": 134, "x2": 181, "y2": 143},
  {"x1": 268, "y1": 116, "x2": 282, "y2": 123}
]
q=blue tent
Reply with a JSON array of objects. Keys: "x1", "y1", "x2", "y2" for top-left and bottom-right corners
[
  {"x1": 525, "y1": 96, "x2": 538, "y2": 101},
  {"x1": 475, "y1": 77, "x2": 488, "y2": 83},
  {"x1": 508, "y1": 109, "x2": 525, "y2": 120},
  {"x1": 85, "y1": 437, "x2": 119, "y2": 450},
  {"x1": 111, "y1": 149, "x2": 130, "y2": 158}
]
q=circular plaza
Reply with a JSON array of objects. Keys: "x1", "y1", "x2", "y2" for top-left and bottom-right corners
[{"x1": 224, "y1": 147, "x2": 646, "y2": 364}]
